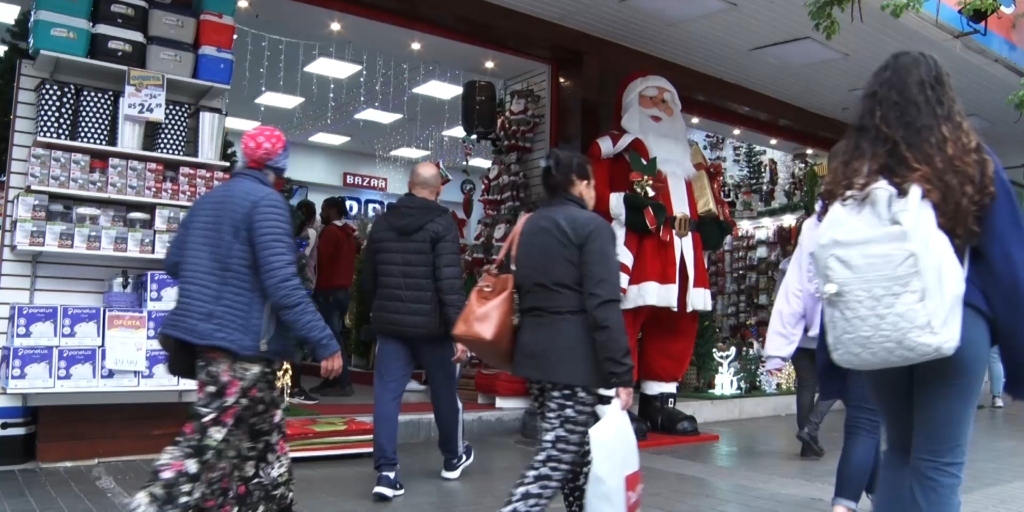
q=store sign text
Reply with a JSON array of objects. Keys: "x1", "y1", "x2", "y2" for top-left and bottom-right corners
[
  {"x1": 343, "y1": 173, "x2": 388, "y2": 192},
  {"x1": 341, "y1": 196, "x2": 394, "y2": 218}
]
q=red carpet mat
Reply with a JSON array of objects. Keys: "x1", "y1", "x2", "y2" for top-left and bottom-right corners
[
  {"x1": 298, "y1": 401, "x2": 495, "y2": 416},
  {"x1": 638, "y1": 432, "x2": 720, "y2": 450}
]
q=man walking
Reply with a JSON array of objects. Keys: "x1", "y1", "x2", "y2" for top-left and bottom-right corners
[
  {"x1": 362, "y1": 162, "x2": 472, "y2": 501},
  {"x1": 309, "y1": 196, "x2": 359, "y2": 397}
]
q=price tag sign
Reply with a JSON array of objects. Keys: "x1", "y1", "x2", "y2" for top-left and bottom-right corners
[
  {"x1": 103, "y1": 310, "x2": 147, "y2": 372},
  {"x1": 125, "y1": 68, "x2": 167, "y2": 123}
]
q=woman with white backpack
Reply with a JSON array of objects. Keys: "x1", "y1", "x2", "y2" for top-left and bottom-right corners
[{"x1": 817, "y1": 51, "x2": 1024, "y2": 512}]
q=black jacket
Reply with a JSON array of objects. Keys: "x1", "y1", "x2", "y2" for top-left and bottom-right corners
[
  {"x1": 361, "y1": 193, "x2": 466, "y2": 341},
  {"x1": 512, "y1": 195, "x2": 634, "y2": 389}
]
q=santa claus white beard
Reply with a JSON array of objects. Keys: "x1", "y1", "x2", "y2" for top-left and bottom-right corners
[{"x1": 634, "y1": 107, "x2": 696, "y2": 181}]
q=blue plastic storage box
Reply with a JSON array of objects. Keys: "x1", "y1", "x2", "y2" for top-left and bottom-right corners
[
  {"x1": 194, "y1": 45, "x2": 233, "y2": 85},
  {"x1": 29, "y1": 11, "x2": 92, "y2": 58},
  {"x1": 33, "y1": 0, "x2": 95, "y2": 20},
  {"x1": 195, "y1": 0, "x2": 234, "y2": 16}
]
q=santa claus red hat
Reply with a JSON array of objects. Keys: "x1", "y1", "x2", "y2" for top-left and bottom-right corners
[{"x1": 617, "y1": 73, "x2": 682, "y2": 126}]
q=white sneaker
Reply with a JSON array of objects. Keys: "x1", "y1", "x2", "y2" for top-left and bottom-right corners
[
  {"x1": 993, "y1": 396, "x2": 1005, "y2": 409},
  {"x1": 405, "y1": 379, "x2": 427, "y2": 392}
]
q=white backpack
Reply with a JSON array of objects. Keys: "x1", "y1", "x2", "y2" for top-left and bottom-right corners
[{"x1": 812, "y1": 180, "x2": 967, "y2": 370}]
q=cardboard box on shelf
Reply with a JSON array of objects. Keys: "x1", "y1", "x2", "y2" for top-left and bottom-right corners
[
  {"x1": 99, "y1": 348, "x2": 139, "y2": 388},
  {"x1": 29, "y1": 220, "x2": 46, "y2": 247},
  {"x1": 55, "y1": 347, "x2": 99, "y2": 389},
  {"x1": 70, "y1": 153, "x2": 89, "y2": 173},
  {"x1": 100, "y1": 204, "x2": 127, "y2": 227},
  {"x1": 29, "y1": 147, "x2": 51, "y2": 168},
  {"x1": 44, "y1": 221, "x2": 73, "y2": 248},
  {"x1": 107, "y1": 158, "x2": 127, "y2": 195},
  {"x1": 136, "y1": 272, "x2": 178, "y2": 310},
  {"x1": 59, "y1": 306, "x2": 103, "y2": 346},
  {"x1": 0, "y1": 346, "x2": 56, "y2": 389},
  {"x1": 145, "y1": 309, "x2": 170, "y2": 350},
  {"x1": 89, "y1": 159, "x2": 108, "y2": 194},
  {"x1": 50, "y1": 151, "x2": 70, "y2": 170},
  {"x1": 27, "y1": 165, "x2": 47, "y2": 187},
  {"x1": 8, "y1": 305, "x2": 60, "y2": 347},
  {"x1": 154, "y1": 231, "x2": 175, "y2": 256},
  {"x1": 73, "y1": 224, "x2": 102, "y2": 251},
  {"x1": 153, "y1": 206, "x2": 180, "y2": 231},
  {"x1": 16, "y1": 193, "x2": 43, "y2": 220},
  {"x1": 140, "y1": 349, "x2": 177, "y2": 387}
]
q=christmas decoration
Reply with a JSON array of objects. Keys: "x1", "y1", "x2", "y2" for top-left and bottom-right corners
[
  {"x1": 776, "y1": 361, "x2": 797, "y2": 392},
  {"x1": 759, "y1": 366, "x2": 779, "y2": 394},
  {"x1": 711, "y1": 346, "x2": 741, "y2": 396},
  {"x1": 689, "y1": 312, "x2": 719, "y2": 392},
  {"x1": 738, "y1": 346, "x2": 762, "y2": 394},
  {"x1": 0, "y1": 11, "x2": 30, "y2": 184},
  {"x1": 737, "y1": 143, "x2": 767, "y2": 209}
]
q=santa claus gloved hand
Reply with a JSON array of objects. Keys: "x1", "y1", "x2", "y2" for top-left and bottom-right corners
[
  {"x1": 694, "y1": 215, "x2": 733, "y2": 251},
  {"x1": 622, "y1": 193, "x2": 668, "y2": 234}
]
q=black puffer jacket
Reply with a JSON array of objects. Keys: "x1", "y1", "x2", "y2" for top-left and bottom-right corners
[{"x1": 361, "y1": 193, "x2": 466, "y2": 341}]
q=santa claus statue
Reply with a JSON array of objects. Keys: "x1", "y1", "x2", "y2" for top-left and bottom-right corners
[{"x1": 589, "y1": 74, "x2": 731, "y2": 439}]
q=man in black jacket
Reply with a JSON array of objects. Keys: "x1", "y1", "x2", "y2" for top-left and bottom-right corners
[{"x1": 361, "y1": 162, "x2": 472, "y2": 501}]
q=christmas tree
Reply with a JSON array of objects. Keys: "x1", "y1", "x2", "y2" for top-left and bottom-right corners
[
  {"x1": 0, "y1": 11, "x2": 31, "y2": 184},
  {"x1": 738, "y1": 143, "x2": 766, "y2": 208}
]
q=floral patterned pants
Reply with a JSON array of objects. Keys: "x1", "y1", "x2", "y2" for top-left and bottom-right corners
[
  {"x1": 500, "y1": 382, "x2": 598, "y2": 512},
  {"x1": 131, "y1": 351, "x2": 294, "y2": 512}
]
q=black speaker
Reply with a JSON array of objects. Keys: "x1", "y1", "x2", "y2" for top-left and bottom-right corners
[{"x1": 461, "y1": 80, "x2": 497, "y2": 138}]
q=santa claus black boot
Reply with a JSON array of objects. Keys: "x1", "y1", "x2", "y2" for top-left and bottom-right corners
[
  {"x1": 639, "y1": 393, "x2": 700, "y2": 436},
  {"x1": 627, "y1": 410, "x2": 649, "y2": 441}
]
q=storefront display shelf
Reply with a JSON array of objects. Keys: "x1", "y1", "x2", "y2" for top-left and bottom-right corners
[
  {"x1": 25, "y1": 185, "x2": 194, "y2": 208},
  {"x1": 13, "y1": 246, "x2": 164, "y2": 261},
  {"x1": 33, "y1": 51, "x2": 229, "y2": 107},
  {"x1": 1, "y1": 386, "x2": 197, "y2": 407},
  {"x1": 33, "y1": 137, "x2": 230, "y2": 170}
]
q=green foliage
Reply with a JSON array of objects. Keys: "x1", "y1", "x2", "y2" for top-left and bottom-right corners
[
  {"x1": 738, "y1": 347, "x2": 762, "y2": 394},
  {"x1": 346, "y1": 250, "x2": 373, "y2": 364},
  {"x1": 805, "y1": 0, "x2": 1024, "y2": 112},
  {"x1": 0, "y1": 11, "x2": 31, "y2": 179},
  {"x1": 690, "y1": 312, "x2": 720, "y2": 391}
]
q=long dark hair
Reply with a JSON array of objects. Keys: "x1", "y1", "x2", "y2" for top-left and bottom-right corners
[
  {"x1": 821, "y1": 51, "x2": 994, "y2": 250},
  {"x1": 295, "y1": 199, "x2": 316, "y2": 237},
  {"x1": 541, "y1": 149, "x2": 591, "y2": 198}
]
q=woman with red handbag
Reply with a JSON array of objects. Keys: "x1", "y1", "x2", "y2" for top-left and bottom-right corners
[{"x1": 500, "y1": 150, "x2": 634, "y2": 512}]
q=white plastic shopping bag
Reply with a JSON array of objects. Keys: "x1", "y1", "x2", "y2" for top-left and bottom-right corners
[{"x1": 583, "y1": 399, "x2": 643, "y2": 512}]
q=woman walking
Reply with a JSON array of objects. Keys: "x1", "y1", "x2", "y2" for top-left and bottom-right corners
[
  {"x1": 130, "y1": 126, "x2": 343, "y2": 512},
  {"x1": 501, "y1": 149, "x2": 635, "y2": 512},
  {"x1": 765, "y1": 214, "x2": 835, "y2": 458},
  {"x1": 289, "y1": 198, "x2": 321, "y2": 405},
  {"x1": 988, "y1": 346, "x2": 1005, "y2": 408},
  {"x1": 821, "y1": 51, "x2": 1024, "y2": 512}
]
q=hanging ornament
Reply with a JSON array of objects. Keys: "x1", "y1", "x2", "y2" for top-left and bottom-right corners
[{"x1": 460, "y1": 178, "x2": 476, "y2": 219}]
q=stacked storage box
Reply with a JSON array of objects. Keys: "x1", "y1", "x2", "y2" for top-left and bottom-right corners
[
  {"x1": 91, "y1": 0, "x2": 149, "y2": 68},
  {"x1": 194, "y1": 0, "x2": 236, "y2": 84},
  {"x1": 29, "y1": 0, "x2": 94, "y2": 58}
]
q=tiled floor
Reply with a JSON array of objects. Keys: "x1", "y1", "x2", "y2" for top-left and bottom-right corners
[{"x1": 1, "y1": 401, "x2": 1020, "y2": 511}]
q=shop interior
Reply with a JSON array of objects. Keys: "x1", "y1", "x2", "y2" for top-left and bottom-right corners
[{"x1": 0, "y1": 0, "x2": 551, "y2": 462}]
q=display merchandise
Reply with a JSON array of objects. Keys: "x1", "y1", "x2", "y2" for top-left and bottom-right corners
[
  {"x1": 589, "y1": 73, "x2": 733, "y2": 439},
  {"x1": 0, "y1": 270, "x2": 194, "y2": 392}
]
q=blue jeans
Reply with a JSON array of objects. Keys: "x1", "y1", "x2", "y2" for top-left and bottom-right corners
[
  {"x1": 865, "y1": 306, "x2": 990, "y2": 512},
  {"x1": 314, "y1": 289, "x2": 351, "y2": 387},
  {"x1": 833, "y1": 371, "x2": 881, "y2": 510},
  {"x1": 372, "y1": 334, "x2": 464, "y2": 473},
  {"x1": 989, "y1": 346, "x2": 1005, "y2": 397}
]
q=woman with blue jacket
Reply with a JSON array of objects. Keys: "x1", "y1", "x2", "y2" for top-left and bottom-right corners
[{"x1": 820, "y1": 51, "x2": 1024, "y2": 512}]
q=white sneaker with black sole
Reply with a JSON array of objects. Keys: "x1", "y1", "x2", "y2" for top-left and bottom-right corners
[
  {"x1": 371, "y1": 473, "x2": 405, "y2": 501},
  {"x1": 993, "y1": 396, "x2": 1005, "y2": 409},
  {"x1": 441, "y1": 443, "x2": 475, "y2": 480}
]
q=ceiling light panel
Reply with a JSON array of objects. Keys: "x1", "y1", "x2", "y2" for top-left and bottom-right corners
[
  {"x1": 308, "y1": 133, "x2": 351, "y2": 145},
  {"x1": 623, "y1": 0, "x2": 734, "y2": 24},
  {"x1": 412, "y1": 80, "x2": 463, "y2": 100},
  {"x1": 390, "y1": 147, "x2": 430, "y2": 158},
  {"x1": 255, "y1": 92, "x2": 306, "y2": 109},
  {"x1": 750, "y1": 37, "x2": 848, "y2": 66},
  {"x1": 0, "y1": 3, "x2": 20, "y2": 24},
  {"x1": 225, "y1": 116, "x2": 261, "y2": 131},
  {"x1": 355, "y1": 108, "x2": 403, "y2": 124},
  {"x1": 468, "y1": 158, "x2": 492, "y2": 168},
  {"x1": 442, "y1": 126, "x2": 467, "y2": 138},
  {"x1": 303, "y1": 57, "x2": 363, "y2": 80}
]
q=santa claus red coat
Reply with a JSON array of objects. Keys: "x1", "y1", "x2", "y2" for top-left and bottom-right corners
[{"x1": 589, "y1": 74, "x2": 713, "y2": 394}]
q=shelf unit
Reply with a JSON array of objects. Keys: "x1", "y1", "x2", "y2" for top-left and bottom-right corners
[
  {"x1": 1, "y1": 386, "x2": 198, "y2": 407},
  {"x1": 25, "y1": 185, "x2": 194, "y2": 208},
  {"x1": 13, "y1": 246, "x2": 165, "y2": 261},
  {"x1": 33, "y1": 51, "x2": 229, "y2": 109},
  {"x1": 33, "y1": 137, "x2": 230, "y2": 171}
]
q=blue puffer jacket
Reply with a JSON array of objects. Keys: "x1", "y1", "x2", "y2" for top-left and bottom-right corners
[{"x1": 161, "y1": 169, "x2": 339, "y2": 362}]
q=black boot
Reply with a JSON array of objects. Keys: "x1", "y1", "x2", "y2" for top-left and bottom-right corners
[
  {"x1": 627, "y1": 410, "x2": 649, "y2": 441},
  {"x1": 639, "y1": 393, "x2": 699, "y2": 436}
]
